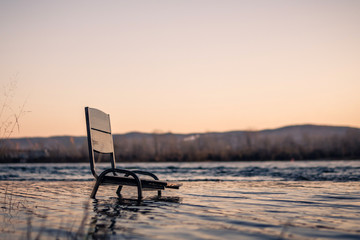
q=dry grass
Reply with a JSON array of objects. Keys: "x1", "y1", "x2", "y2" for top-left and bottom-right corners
[
  {"x1": 0, "y1": 76, "x2": 28, "y2": 157},
  {"x1": 0, "y1": 184, "x2": 92, "y2": 240}
]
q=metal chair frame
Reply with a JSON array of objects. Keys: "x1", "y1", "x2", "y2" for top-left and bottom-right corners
[{"x1": 85, "y1": 107, "x2": 174, "y2": 201}]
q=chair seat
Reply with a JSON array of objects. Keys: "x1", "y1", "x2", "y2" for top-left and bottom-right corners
[
  {"x1": 102, "y1": 175, "x2": 167, "y2": 189},
  {"x1": 102, "y1": 175, "x2": 182, "y2": 190},
  {"x1": 165, "y1": 182, "x2": 182, "y2": 189}
]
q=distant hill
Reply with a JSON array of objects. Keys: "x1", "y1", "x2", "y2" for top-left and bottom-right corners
[
  {"x1": 5, "y1": 124, "x2": 359, "y2": 150},
  {"x1": 2, "y1": 124, "x2": 360, "y2": 162},
  {"x1": 259, "y1": 124, "x2": 358, "y2": 142}
]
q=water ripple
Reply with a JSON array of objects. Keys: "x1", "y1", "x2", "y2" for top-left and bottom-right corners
[{"x1": 1, "y1": 160, "x2": 360, "y2": 182}]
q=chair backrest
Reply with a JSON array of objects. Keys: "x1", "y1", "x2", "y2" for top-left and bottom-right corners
[{"x1": 85, "y1": 107, "x2": 116, "y2": 178}]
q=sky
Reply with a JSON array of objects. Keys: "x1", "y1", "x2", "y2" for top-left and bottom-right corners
[{"x1": 1, "y1": 0, "x2": 360, "y2": 138}]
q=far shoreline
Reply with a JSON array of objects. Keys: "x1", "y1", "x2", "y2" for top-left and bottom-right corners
[{"x1": 1, "y1": 158, "x2": 359, "y2": 164}]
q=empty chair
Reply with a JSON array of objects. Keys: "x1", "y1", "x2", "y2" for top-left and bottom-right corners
[{"x1": 85, "y1": 107, "x2": 181, "y2": 200}]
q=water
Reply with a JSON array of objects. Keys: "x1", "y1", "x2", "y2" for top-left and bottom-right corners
[
  {"x1": 1, "y1": 161, "x2": 360, "y2": 239},
  {"x1": 1, "y1": 160, "x2": 360, "y2": 182}
]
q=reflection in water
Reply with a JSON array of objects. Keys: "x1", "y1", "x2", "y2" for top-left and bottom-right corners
[
  {"x1": 90, "y1": 198, "x2": 141, "y2": 239},
  {"x1": 89, "y1": 196, "x2": 182, "y2": 239}
]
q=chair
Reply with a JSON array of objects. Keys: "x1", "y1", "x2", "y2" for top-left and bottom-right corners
[{"x1": 85, "y1": 107, "x2": 181, "y2": 200}]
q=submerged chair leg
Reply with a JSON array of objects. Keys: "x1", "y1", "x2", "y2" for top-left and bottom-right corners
[
  {"x1": 137, "y1": 184, "x2": 143, "y2": 201},
  {"x1": 94, "y1": 169, "x2": 143, "y2": 201},
  {"x1": 116, "y1": 185, "x2": 123, "y2": 197},
  {"x1": 116, "y1": 185, "x2": 142, "y2": 200},
  {"x1": 132, "y1": 170, "x2": 160, "y2": 199},
  {"x1": 91, "y1": 180, "x2": 101, "y2": 198}
]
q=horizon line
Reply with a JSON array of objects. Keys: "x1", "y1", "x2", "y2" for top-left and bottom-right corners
[{"x1": 8, "y1": 123, "x2": 360, "y2": 139}]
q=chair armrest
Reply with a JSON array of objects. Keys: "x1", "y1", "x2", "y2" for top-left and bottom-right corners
[
  {"x1": 132, "y1": 170, "x2": 159, "y2": 180},
  {"x1": 98, "y1": 168, "x2": 142, "y2": 185},
  {"x1": 96, "y1": 168, "x2": 143, "y2": 200}
]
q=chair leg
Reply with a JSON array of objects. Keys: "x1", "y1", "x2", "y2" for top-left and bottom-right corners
[
  {"x1": 94, "y1": 169, "x2": 143, "y2": 201},
  {"x1": 91, "y1": 180, "x2": 101, "y2": 198},
  {"x1": 116, "y1": 185, "x2": 123, "y2": 197},
  {"x1": 137, "y1": 185, "x2": 143, "y2": 201}
]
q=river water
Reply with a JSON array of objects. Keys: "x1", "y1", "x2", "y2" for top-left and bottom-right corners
[{"x1": 1, "y1": 161, "x2": 360, "y2": 239}]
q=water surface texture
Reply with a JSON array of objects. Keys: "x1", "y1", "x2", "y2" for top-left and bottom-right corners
[
  {"x1": 1, "y1": 161, "x2": 360, "y2": 239},
  {"x1": 1, "y1": 160, "x2": 360, "y2": 182}
]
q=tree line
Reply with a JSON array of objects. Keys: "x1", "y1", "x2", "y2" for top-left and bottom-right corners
[{"x1": 1, "y1": 128, "x2": 360, "y2": 163}]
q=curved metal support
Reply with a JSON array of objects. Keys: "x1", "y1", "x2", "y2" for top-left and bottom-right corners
[
  {"x1": 133, "y1": 170, "x2": 162, "y2": 197},
  {"x1": 132, "y1": 170, "x2": 159, "y2": 180},
  {"x1": 91, "y1": 168, "x2": 143, "y2": 201}
]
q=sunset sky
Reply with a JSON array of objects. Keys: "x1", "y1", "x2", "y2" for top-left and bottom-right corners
[{"x1": 1, "y1": 0, "x2": 359, "y2": 138}]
